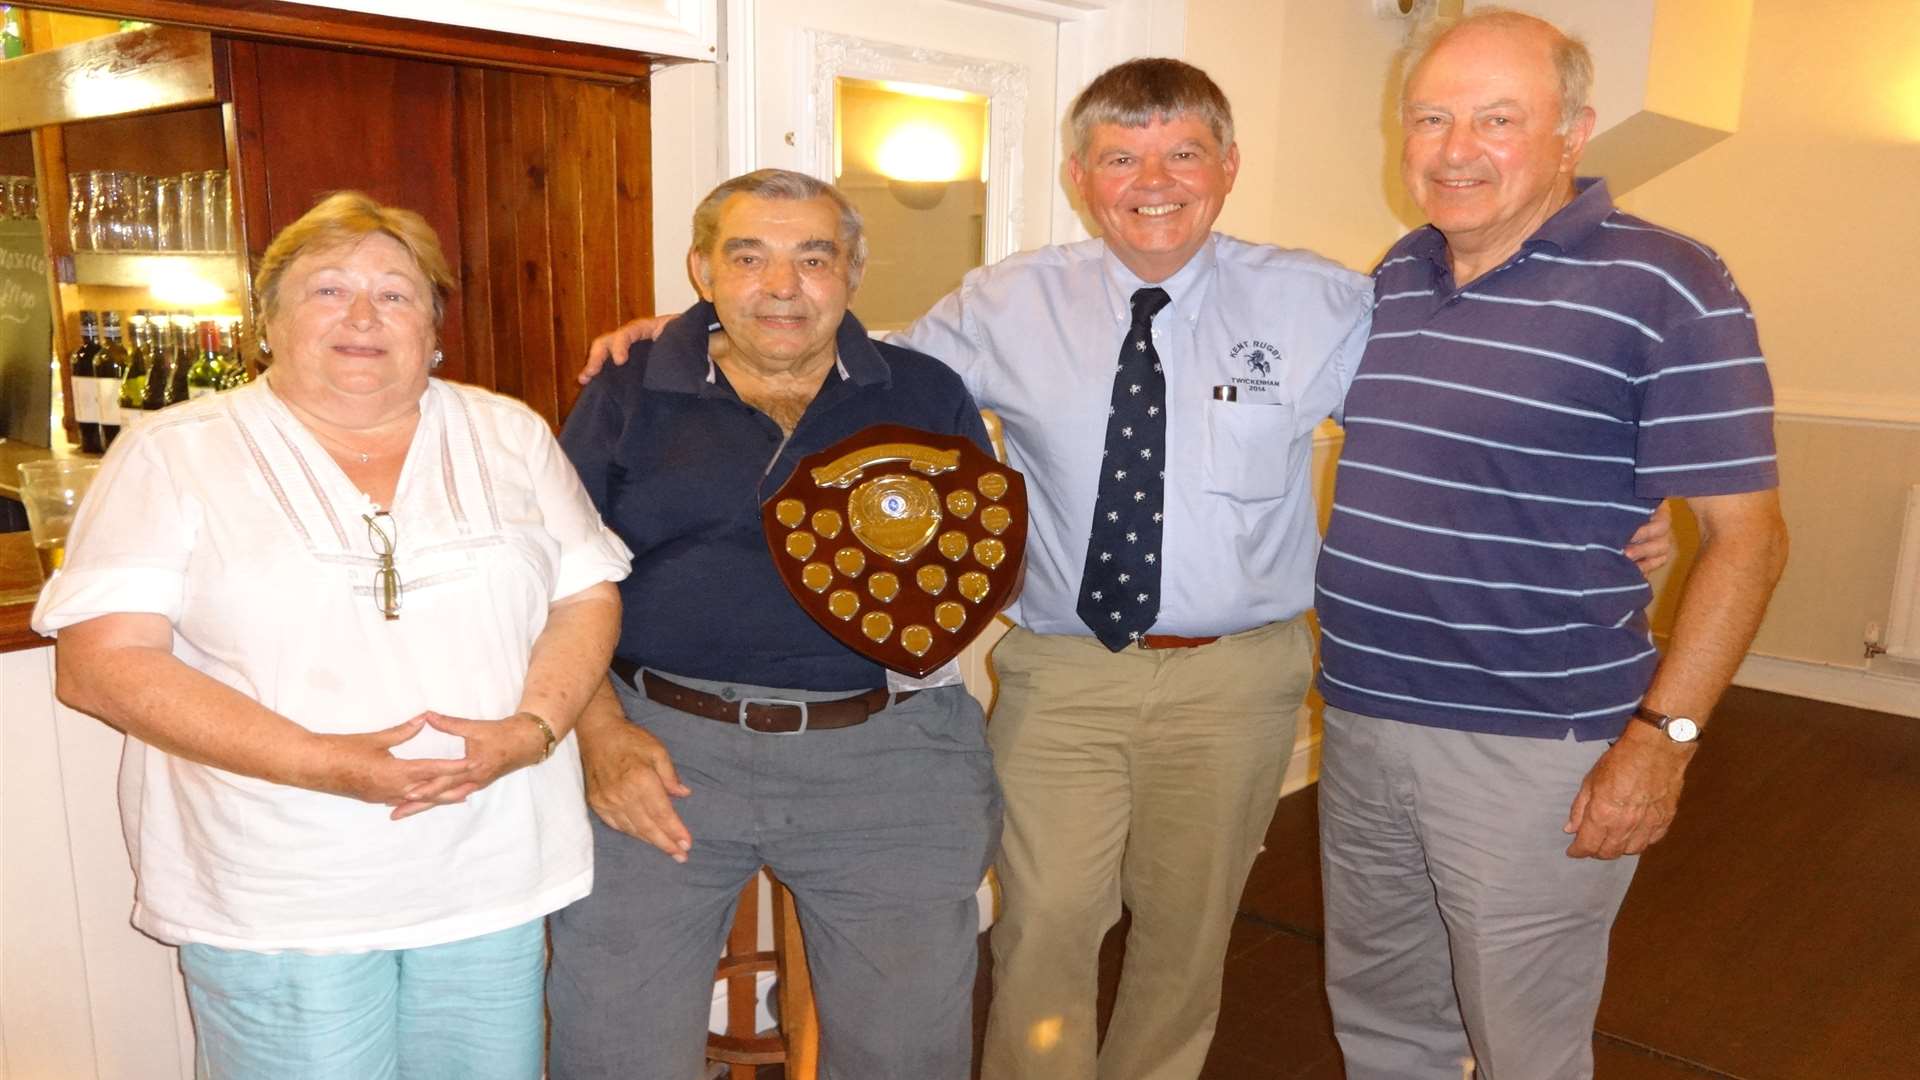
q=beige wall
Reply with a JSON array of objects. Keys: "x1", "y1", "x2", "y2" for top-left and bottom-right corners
[
  {"x1": 1616, "y1": 0, "x2": 1920, "y2": 669},
  {"x1": 1615, "y1": 0, "x2": 1920, "y2": 408},
  {"x1": 1191, "y1": 0, "x2": 1920, "y2": 693},
  {"x1": 1185, "y1": 0, "x2": 1412, "y2": 266}
]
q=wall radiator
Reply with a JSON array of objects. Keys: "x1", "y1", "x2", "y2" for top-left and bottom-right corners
[{"x1": 1888, "y1": 485, "x2": 1920, "y2": 662}]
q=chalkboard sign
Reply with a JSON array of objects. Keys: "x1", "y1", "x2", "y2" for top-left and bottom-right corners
[{"x1": 0, "y1": 217, "x2": 53, "y2": 447}]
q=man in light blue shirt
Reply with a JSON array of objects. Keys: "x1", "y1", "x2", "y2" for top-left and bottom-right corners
[
  {"x1": 587, "y1": 59, "x2": 1370, "y2": 1080},
  {"x1": 892, "y1": 62, "x2": 1370, "y2": 1080}
]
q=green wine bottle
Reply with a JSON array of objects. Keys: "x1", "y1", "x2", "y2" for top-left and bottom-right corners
[
  {"x1": 119, "y1": 312, "x2": 151, "y2": 425},
  {"x1": 187, "y1": 319, "x2": 221, "y2": 399},
  {"x1": 1, "y1": 7, "x2": 25, "y2": 61},
  {"x1": 215, "y1": 318, "x2": 251, "y2": 390}
]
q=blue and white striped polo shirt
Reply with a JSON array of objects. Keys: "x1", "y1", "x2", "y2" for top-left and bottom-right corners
[{"x1": 1315, "y1": 179, "x2": 1777, "y2": 740}]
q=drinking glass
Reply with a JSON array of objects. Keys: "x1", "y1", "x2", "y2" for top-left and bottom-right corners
[
  {"x1": 178, "y1": 169, "x2": 206, "y2": 251},
  {"x1": 102, "y1": 172, "x2": 132, "y2": 250},
  {"x1": 68, "y1": 172, "x2": 91, "y2": 251},
  {"x1": 86, "y1": 172, "x2": 114, "y2": 251},
  {"x1": 134, "y1": 174, "x2": 158, "y2": 250},
  {"x1": 2, "y1": 176, "x2": 35, "y2": 220},
  {"x1": 154, "y1": 175, "x2": 182, "y2": 251},
  {"x1": 200, "y1": 170, "x2": 231, "y2": 252},
  {"x1": 17, "y1": 460, "x2": 101, "y2": 582}
]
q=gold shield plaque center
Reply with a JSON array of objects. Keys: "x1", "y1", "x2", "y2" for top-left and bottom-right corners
[{"x1": 848, "y1": 475, "x2": 942, "y2": 562}]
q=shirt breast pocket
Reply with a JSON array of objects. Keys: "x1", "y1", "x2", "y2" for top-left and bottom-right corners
[{"x1": 1201, "y1": 397, "x2": 1301, "y2": 502}]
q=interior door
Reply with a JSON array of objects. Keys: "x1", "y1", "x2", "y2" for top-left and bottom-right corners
[{"x1": 749, "y1": 0, "x2": 1061, "y2": 708}]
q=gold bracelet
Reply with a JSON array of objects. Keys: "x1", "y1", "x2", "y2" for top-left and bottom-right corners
[{"x1": 523, "y1": 712, "x2": 558, "y2": 762}]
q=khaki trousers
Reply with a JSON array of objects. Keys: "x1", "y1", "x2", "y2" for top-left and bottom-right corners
[{"x1": 980, "y1": 617, "x2": 1314, "y2": 1080}]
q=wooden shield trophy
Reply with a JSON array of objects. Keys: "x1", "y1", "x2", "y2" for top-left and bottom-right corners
[{"x1": 763, "y1": 423, "x2": 1027, "y2": 677}]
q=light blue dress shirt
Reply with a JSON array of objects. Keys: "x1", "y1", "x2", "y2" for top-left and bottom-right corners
[{"x1": 894, "y1": 233, "x2": 1372, "y2": 638}]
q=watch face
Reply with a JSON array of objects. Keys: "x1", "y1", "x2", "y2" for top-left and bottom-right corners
[{"x1": 1666, "y1": 716, "x2": 1700, "y2": 743}]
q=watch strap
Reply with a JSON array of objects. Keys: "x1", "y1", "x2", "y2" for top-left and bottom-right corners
[{"x1": 1632, "y1": 705, "x2": 1700, "y2": 743}]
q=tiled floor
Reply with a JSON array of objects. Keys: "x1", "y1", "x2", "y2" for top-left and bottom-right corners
[{"x1": 745, "y1": 686, "x2": 1919, "y2": 1078}]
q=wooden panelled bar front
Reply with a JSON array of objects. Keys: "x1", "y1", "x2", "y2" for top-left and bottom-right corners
[{"x1": 218, "y1": 37, "x2": 656, "y2": 428}]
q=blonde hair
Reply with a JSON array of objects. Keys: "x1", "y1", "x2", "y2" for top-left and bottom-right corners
[
  {"x1": 1402, "y1": 8, "x2": 1593, "y2": 133},
  {"x1": 254, "y1": 191, "x2": 456, "y2": 325},
  {"x1": 1069, "y1": 58, "x2": 1235, "y2": 160}
]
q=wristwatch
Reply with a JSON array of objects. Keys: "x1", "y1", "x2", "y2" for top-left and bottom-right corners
[{"x1": 1632, "y1": 705, "x2": 1701, "y2": 744}]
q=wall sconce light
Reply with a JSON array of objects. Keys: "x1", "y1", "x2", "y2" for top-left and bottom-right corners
[
  {"x1": 876, "y1": 121, "x2": 964, "y2": 210},
  {"x1": 888, "y1": 180, "x2": 949, "y2": 210}
]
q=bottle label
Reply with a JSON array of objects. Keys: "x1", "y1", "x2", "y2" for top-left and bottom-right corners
[
  {"x1": 97, "y1": 380, "x2": 124, "y2": 426},
  {"x1": 71, "y1": 376, "x2": 103, "y2": 423}
]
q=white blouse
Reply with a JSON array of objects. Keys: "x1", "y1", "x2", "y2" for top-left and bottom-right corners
[{"x1": 33, "y1": 379, "x2": 632, "y2": 952}]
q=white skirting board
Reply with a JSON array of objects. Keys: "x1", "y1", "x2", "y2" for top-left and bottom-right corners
[
  {"x1": 1733, "y1": 652, "x2": 1920, "y2": 719},
  {"x1": 1885, "y1": 484, "x2": 1920, "y2": 661}
]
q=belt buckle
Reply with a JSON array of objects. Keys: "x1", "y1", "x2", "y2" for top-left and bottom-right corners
[{"x1": 738, "y1": 696, "x2": 809, "y2": 734}]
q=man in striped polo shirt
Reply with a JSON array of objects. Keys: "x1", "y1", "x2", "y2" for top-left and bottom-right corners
[{"x1": 1315, "y1": 11, "x2": 1789, "y2": 1079}]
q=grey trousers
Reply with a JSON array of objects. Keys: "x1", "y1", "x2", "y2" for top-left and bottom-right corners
[
  {"x1": 1319, "y1": 706, "x2": 1639, "y2": 1080},
  {"x1": 547, "y1": 673, "x2": 1002, "y2": 1080}
]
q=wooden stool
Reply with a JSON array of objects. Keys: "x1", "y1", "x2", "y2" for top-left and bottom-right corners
[{"x1": 707, "y1": 873, "x2": 819, "y2": 1080}]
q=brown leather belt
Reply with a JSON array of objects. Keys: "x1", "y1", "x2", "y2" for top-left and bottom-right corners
[
  {"x1": 611, "y1": 659, "x2": 914, "y2": 734},
  {"x1": 1138, "y1": 634, "x2": 1219, "y2": 650}
]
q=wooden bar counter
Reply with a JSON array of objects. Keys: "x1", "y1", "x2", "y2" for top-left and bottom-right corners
[{"x1": 0, "y1": 530, "x2": 50, "y2": 653}]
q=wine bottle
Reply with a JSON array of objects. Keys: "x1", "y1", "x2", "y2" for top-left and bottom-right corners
[
  {"x1": 215, "y1": 318, "x2": 251, "y2": 390},
  {"x1": 187, "y1": 319, "x2": 220, "y2": 399},
  {"x1": 69, "y1": 311, "x2": 106, "y2": 454},
  {"x1": 119, "y1": 312, "x2": 151, "y2": 425},
  {"x1": 141, "y1": 315, "x2": 175, "y2": 411},
  {"x1": 1, "y1": 7, "x2": 24, "y2": 61},
  {"x1": 96, "y1": 312, "x2": 130, "y2": 448},
  {"x1": 164, "y1": 312, "x2": 194, "y2": 406}
]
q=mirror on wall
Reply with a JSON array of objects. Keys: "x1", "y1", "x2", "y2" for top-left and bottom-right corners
[{"x1": 833, "y1": 76, "x2": 989, "y2": 332}]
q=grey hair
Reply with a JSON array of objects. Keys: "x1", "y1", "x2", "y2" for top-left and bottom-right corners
[
  {"x1": 1068, "y1": 58, "x2": 1235, "y2": 160},
  {"x1": 689, "y1": 169, "x2": 868, "y2": 282},
  {"x1": 1402, "y1": 8, "x2": 1594, "y2": 133}
]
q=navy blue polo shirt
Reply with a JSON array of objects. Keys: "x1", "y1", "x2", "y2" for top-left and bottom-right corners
[
  {"x1": 1316, "y1": 179, "x2": 1777, "y2": 740},
  {"x1": 561, "y1": 301, "x2": 992, "y2": 691}
]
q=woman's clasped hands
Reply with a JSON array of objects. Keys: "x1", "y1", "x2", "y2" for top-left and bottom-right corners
[{"x1": 315, "y1": 711, "x2": 552, "y2": 820}]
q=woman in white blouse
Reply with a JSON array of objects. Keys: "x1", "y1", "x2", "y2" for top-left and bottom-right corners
[{"x1": 33, "y1": 192, "x2": 630, "y2": 1080}]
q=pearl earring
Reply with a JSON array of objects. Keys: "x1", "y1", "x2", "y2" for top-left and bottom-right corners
[
  {"x1": 258, "y1": 340, "x2": 272, "y2": 356},
  {"x1": 431, "y1": 350, "x2": 445, "y2": 370}
]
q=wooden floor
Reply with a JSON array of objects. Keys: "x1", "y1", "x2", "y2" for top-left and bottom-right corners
[{"x1": 757, "y1": 687, "x2": 1920, "y2": 1078}]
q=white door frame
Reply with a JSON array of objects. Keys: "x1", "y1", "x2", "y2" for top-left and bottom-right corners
[
  {"x1": 720, "y1": 0, "x2": 1186, "y2": 246},
  {"x1": 651, "y1": 0, "x2": 1185, "y2": 312}
]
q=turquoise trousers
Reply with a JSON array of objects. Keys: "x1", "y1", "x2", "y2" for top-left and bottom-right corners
[{"x1": 180, "y1": 917, "x2": 546, "y2": 1080}]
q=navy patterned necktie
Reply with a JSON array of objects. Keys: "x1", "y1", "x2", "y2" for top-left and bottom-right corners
[{"x1": 1077, "y1": 286, "x2": 1172, "y2": 650}]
